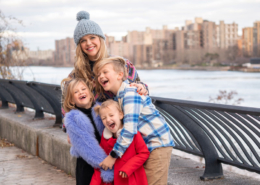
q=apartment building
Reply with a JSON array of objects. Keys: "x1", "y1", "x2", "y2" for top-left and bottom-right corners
[
  {"x1": 132, "y1": 44, "x2": 153, "y2": 67},
  {"x1": 176, "y1": 19, "x2": 239, "y2": 51},
  {"x1": 253, "y1": 21, "x2": 260, "y2": 56},
  {"x1": 217, "y1": 21, "x2": 238, "y2": 49},
  {"x1": 29, "y1": 50, "x2": 53, "y2": 60},
  {"x1": 184, "y1": 30, "x2": 202, "y2": 49},
  {"x1": 184, "y1": 17, "x2": 203, "y2": 31},
  {"x1": 105, "y1": 34, "x2": 115, "y2": 54},
  {"x1": 127, "y1": 30, "x2": 145, "y2": 45},
  {"x1": 105, "y1": 17, "x2": 260, "y2": 66},
  {"x1": 28, "y1": 49, "x2": 54, "y2": 64},
  {"x1": 149, "y1": 26, "x2": 175, "y2": 65},
  {"x1": 109, "y1": 41, "x2": 131, "y2": 61},
  {"x1": 173, "y1": 18, "x2": 203, "y2": 51},
  {"x1": 53, "y1": 37, "x2": 76, "y2": 66},
  {"x1": 107, "y1": 25, "x2": 176, "y2": 66},
  {"x1": 242, "y1": 27, "x2": 254, "y2": 56},
  {"x1": 201, "y1": 20, "x2": 218, "y2": 51}
]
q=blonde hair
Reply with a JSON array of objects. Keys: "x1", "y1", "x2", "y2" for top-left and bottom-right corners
[
  {"x1": 93, "y1": 57, "x2": 128, "y2": 99},
  {"x1": 61, "y1": 78, "x2": 94, "y2": 112},
  {"x1": 74, "y1": 36, "x2": 108, "y2": 81},
  {"x1": 94, "y1": 99, "x2": 123, "y2": 117}
]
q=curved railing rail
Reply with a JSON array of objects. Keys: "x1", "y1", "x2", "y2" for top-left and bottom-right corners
[
  {"x1": 152, "y1": 96, "x2": 260, "y2": 180},
  {"x1": 0, "y1": 79, "x2": 260, "y2": 180},
  {"x1": 0, "y1": 79, "x2": 62, "y2": 126}
]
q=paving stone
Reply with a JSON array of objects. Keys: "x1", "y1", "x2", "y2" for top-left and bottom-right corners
[
  {"x1": 167, "y1": 155, "x2": 260, "y2": 185},
  {"x1": 0, "y1": 146, "x2": 75, "y2": 185}
]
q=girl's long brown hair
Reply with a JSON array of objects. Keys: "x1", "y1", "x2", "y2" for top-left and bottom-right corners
[{"x1": 73, "y1": 37, "x2": 108, "y2": 81}]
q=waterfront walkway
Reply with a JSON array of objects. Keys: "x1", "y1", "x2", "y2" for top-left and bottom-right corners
[
  {"x1": 1, "y1": 143, "x2": 260, "y2": 185},
  {"x1": 0, "y1": 145, "x2": 75, "y2": 185}
]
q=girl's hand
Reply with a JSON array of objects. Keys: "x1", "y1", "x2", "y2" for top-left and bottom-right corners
[
  {"x1": 99, "y1": 155, "x2": 116, "y2": 170},
  {"x1": 119, "y1": 171, "x2": 128, "y2": 178},
  {"x1": 130, "y1": 83, "x2": 148, "y2": 96}
]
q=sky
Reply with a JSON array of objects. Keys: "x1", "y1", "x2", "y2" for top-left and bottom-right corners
[{"x1": 1, "y1": 0, "x2": 260, "y2": 51}]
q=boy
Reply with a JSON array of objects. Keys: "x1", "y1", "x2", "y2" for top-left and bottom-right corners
[{"x1": 94, "y1": 57, "x2": 175, "y2": 185}]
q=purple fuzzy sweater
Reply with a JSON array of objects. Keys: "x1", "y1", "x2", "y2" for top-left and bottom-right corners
[{"x1": 65, "y1": 103, "x2": 114, "y2": 183}]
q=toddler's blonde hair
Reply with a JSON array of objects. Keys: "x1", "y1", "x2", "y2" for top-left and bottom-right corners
[{"x1": 94, "y1": 99, "x2": 123, "y2": 117}]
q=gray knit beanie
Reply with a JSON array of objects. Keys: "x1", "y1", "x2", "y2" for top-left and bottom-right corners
[{"x1": 74, "y1": 11, "x2": 105, "y2": 45}]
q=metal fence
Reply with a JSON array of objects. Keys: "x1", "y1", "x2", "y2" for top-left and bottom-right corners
[
  {"x1": 0, "y1": 79, "x2": 260, "y2": 180},
  {"x1": 0, "y1": 79, "x2": 62, "y2": 126},
  {"x1": 152, "y1": 96, "x2": 260, "y2": 180}
]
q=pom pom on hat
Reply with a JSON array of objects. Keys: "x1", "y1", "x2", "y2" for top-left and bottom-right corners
[
  {"x1": 77, "y1": 11, "x2": 90, "y2": 21},
  {"x1": 74, "y1": 10, "x2": 105, "y2": 44}
]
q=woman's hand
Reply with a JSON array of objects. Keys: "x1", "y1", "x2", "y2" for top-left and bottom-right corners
[
  {"x1": 130, "y1": 83, "x2": 148, "y2": 96},
  {"x1": 99, "y1": 155, "x2": 116, "y2": 170},
  {"x1": 119, "y1": 171, "x2": 128, "y2": 178}
]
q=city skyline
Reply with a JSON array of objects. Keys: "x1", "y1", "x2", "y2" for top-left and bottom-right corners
[{"x1": 1, "y1": 0, "x2": 259, "y2": 51}]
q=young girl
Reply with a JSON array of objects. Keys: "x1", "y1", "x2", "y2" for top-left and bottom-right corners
[
  {"x1": 61, "y1": 78, "x2": 114, "y2": 185},
  {"x1": 90, "y1": 99, "x2": 149, "y2": 185}
]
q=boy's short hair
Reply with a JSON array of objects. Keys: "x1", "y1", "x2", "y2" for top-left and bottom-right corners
[
  {"x1": 61, "y1": 78, "x2": 94, "y2": 113},
  {"x1": 93, "y1": 57, "x2": 127, "y2": 80},
  {"x1": 94, "y1": 99, "x2": 123, "y2": 117},
  {"x1": 93, "y1": 57, "x2": 128, "y2": 100}
]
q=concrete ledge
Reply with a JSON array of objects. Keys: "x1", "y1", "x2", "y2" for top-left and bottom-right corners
[{"x1": 0, "y1": 108, "x2": 76, "y2": 177}]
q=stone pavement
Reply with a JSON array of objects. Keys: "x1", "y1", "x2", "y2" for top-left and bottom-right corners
[
  {"x1": 1, "y1": 140, "x2": 260, "y2": 185},
  {"x1": 0, "y1": 146, "x2": 75, "y2": 185},
  {"x1": 168, "y1": 155, "x2": 260, "y2": 185}
]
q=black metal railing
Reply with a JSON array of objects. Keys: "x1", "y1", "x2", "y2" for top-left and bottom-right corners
[
  {"x1": 0, "y1": 79, "x2": 62, "y2": 126},
  {"x1": 152, "y1": 96, "x2": 260, "y2": 180},
  {"x1": 0, "y1": 79, "x2": 260, "y2": 180}
]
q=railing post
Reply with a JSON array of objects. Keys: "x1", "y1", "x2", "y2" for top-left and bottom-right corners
[
  {"x1": 0, "y1": 83, "x2": 24, "y2": 113},
  {"x1": 8, "y1": 81, "x2": 44, "y2": 119},
  {"x1": 27, "y1": 82, "x2": 62, "y2": 126},
  {"x1": 154, "y1": 102, "x2": 224, "y2": 180},
  {"x1": 0, "y1": 89, "x2": 9, "y2": 109}
]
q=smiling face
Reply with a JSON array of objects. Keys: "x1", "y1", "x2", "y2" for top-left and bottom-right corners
[
  {"x1": 99, "y1": 105, "x2": 123, "y2": 135},
  {"x1": 97, "y1": 63, "x2": 123, "y2": 95},
  {"x1": 71, "y1": 81, "x2": 92, "y2": 109},
  {"x1": 80, "y1": 34, "x2": 101, "y2": 61}
]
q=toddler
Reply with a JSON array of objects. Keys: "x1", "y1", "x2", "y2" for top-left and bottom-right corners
[{"x1": 90, "y1": 99, "x2": 149, "y2": 185}]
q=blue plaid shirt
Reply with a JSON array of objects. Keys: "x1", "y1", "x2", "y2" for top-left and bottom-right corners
[{"x1": 113, "y1": 80, "x2": 174, "y2": 157}]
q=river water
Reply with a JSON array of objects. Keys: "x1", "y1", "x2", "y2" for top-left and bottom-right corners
[{"x1": 21, "y1": 66, "x2": 260, "y2": 108}]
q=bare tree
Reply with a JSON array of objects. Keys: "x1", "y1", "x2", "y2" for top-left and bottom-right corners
[
  {"x1": 209, "y1": 90, "x2": 244, "y2": 105},
  {"x1": 0, "y1": 10, "x2": 28, "y2": 80},
  {"x1": 203, "y1": 52, "x2": 219, "y2": 65},
  {"x1": 226, "y1": 45, "x2": 239, "y2": 62}
]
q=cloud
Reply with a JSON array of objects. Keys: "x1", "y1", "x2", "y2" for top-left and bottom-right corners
[
  {"x1": 17, "y1": 31, "x2": 70, "y2": 38},
  {"x1": 1, "y1": 0, "x2": 259, "y2": 50}
]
